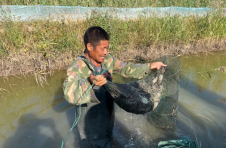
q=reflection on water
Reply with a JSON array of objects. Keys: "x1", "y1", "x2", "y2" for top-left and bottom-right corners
[
  {"x1": 177, "y1": 51, "x2": 226, "y2": 148},
  {"x1": 181, "y1": 51, "x2": 226, "y2": 94},
  {"x1": 0, "y1": 72, "x2": 77, "y2": 148},
  {"x1": 0, "y1": 51, "x2": 226, "y2": 148}
]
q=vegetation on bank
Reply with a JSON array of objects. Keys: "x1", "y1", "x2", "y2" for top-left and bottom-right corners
[
  {"x1": 1, "y1": 11, "x2": 226, "y2": 57},
  {"x1": 1, "y1": 0, "x2": 226, "y2": 8}
]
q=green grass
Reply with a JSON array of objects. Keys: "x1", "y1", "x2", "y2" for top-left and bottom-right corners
[
  {"x1": 1, "y1": 0, "x2": 226, "y2": 8},
  {"x1": 0, "y1": 11, "x2": 226, "y2": 56}
]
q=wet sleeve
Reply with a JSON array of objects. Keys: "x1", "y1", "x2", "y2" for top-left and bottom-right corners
[
  {"x1": 111, "y1": 56, "x2": 152, "y2": 79},
  {"x1": 63, "y1": 61, "x2": 99, "y2": 105}
]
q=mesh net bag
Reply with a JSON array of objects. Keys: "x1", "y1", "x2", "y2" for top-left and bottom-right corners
[
  {"x1": 147, "y1": 55, "x2": 182, "y2": 128},
  {"x1": 105, "y1": 66, "x2": 166, "y2": 114},
  {"x1": 105, "y1": 81, "x2": 153, "y2": 114},
  {"x1": 104, "y1": 55, "x2": 181, "y2": 125}
]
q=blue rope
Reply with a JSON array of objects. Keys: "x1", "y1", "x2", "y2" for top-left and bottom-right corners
[{"x1": 61, "y1": 68, "x2": 108, "y2": 148}]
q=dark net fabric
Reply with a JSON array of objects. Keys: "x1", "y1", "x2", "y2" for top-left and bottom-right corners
[
  {"x1": 104, "y1": 55, "x2": 181, "y2": 125},
  {"x1": 104, "y1": 62, "x2": 166, "y2": 114},
  {"x1": 105, "y1": 81, "x2": 153, "y2": 114}
]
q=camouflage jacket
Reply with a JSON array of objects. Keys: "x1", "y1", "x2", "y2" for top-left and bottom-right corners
[{"x1": 63, "y1": 54, "x2": 152, "y2": 105}]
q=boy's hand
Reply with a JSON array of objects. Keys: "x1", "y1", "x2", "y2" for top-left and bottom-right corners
[
  {"x1": 151, "y1": 62, "x2": 167, "y2": 70},
  {"x1": 89, "y1": 74, "x2": 107, "y2": 86}
]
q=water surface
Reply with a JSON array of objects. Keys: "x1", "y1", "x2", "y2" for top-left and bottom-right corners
[{"x1": 0, "y1": 51, "x2": 226, "y2": 148}]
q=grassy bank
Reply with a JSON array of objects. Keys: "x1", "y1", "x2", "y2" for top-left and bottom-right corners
[
  {"x1": 1, "y1": 11, "x2": 226, "y2": 77},
  {"x1": 1, "y1": 11, "x2": 226, "y2": 56},
  {"x1": 1, "y1": 0, "x2": 226, "y2": 8}
]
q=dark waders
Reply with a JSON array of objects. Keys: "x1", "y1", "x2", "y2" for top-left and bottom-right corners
[{"x1": 75, "y1": 85, "x2": 114, "y2": 148}]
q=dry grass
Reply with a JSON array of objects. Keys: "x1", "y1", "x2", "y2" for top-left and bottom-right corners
[
  {"x1": 0, "y1": 39, "x2": 226, "y2": 77},
  {"x1": 0, "y1": 11, "x2": 226, "y2": 77}
]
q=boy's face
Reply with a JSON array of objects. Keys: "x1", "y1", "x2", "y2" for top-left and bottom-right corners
[{"x1": 87, "y1": 40, "x2": 109, "y2": 64}]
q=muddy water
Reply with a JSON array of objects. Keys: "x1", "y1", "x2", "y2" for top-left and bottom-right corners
[{"x1": 0, "y1": 51, "x2": 226, "y2": 148}]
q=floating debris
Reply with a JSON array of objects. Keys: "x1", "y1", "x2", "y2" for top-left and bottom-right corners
[
  {"x1": 215, "y1": 66, "x2": 226, "y2": 73},
  {"x1": 218, "y1": 98, "x2": 226, "y2": 103}
]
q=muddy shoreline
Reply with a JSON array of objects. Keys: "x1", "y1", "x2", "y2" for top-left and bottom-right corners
[{"x1": 1, "y1": 40, "x2": 226, "y2": 77}]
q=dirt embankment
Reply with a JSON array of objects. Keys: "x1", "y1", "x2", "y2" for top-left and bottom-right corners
[{"x1": 1, "y1": 39, "x2": 226, "y2": 77}]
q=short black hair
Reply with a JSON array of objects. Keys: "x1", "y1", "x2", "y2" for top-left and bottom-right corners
[{"x1": 84, "y1": 26, "x2": 110, "y2": 50}]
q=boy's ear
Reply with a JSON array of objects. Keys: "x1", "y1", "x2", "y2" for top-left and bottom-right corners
[{"x1": 87, "y1": 43, "x2": 93, "y2": 52}]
